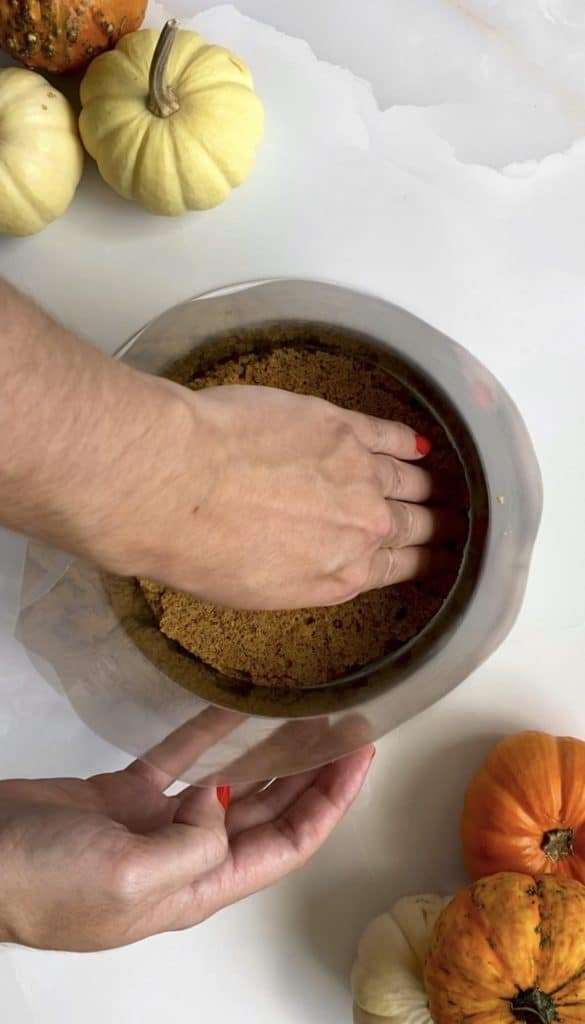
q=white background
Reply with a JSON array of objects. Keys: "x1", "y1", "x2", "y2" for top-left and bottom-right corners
[{"x1": 1, "y1": 1, "x2": 585, "y2": 1021}]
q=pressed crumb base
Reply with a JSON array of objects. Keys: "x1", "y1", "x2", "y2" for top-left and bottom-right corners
[{"x1": 135, "y1": 344, "x2": 467, "y2": 689}]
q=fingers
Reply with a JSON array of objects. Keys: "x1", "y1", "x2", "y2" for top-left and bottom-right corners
[
  {"x1": 372, "y1": 454, "x2": 433, "y2": 502},
  {"x1": 198, "y1": 714, "x2": 372, "y2": 790},
  {"x1": 365, "y1": 546, "x2": 457, "y2": 591},
  {"x1": 340, "y1": 410, "x2": 430, "y2": 461},
  {"x1": 131, "y1": 786, "x2": 229, "y2": 896},
  {"x1": 125, "y1": 707, "x2": 244, "y2": 792},
  {"x1": 226, "y1": 745, "x2": 374, "y2": 893},
  {"x1": 180, "y1": 746, "x2": 374, "y2": 924},
  {"x1": 199, "y1": 719, "x2": 330, "y2": 788},
  {"x1": 224, "y1": 708, "x2": 374, "y2": 835},
  {"x1": 382, "y1": 503, "x2": 466, "y2": 549},
  {"x1": 226, "y1": 769, "x2": 320, "y2": 838}
]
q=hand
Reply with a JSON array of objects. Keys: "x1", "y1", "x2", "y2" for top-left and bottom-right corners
[
  {"x1": 0, "y1": 729, "x2": 374, "y2": 951},
  {"x1": 113, "y1": 381, "x2": 455, "y2": 609},
  {"x1": 0, "y1": 281, "x2": 457, "y2": 610}
]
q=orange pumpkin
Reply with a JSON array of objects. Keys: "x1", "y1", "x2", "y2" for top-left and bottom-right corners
[
  {"x1": 425, "y1": 872, "x2": 585, "y2": 1024},
  {"x1": 461, "y1": 731, "x2": 585, "y2": 882},
  {"x1": 0, "y1": 0, "x2": 147, "y2": 73}
]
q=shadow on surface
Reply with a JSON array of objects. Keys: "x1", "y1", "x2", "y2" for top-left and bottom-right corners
[{"x1": 288, "y1": 707, "x2": 525, "y2": 986}]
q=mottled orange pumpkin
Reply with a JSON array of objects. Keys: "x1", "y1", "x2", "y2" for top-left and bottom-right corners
[
  {"x1": 0, "y1": 0, "x2": 147, "y2": 73},
  {"x1": 425, "y1": 873, "x2": 585, "y2": 1024},
  {"x1": 461, "y1": 731, "x2": 585, "y2": 882}
]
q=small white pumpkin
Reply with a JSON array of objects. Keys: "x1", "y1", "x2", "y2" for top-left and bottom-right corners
[
  {"x1": 0, "y1": 67, "x2": 84, "y2": 236},
  {"x1": 351, "y1": 894, "x2": 449, "y2": 1024},
  {"x1": 79, "y1": 19, "x2": 264, "y2": 216}
]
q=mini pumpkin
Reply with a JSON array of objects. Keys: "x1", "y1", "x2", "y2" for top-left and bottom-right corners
[
  {"x1": 79, "y1": 19, "x2": 264, "y2": 216},
  {"x1": 0, "y1": 0, "x2": 146, "y2": 73},
  {"x1": 351, "y1": 894, "x2": 448, "y2": 1023},
  {"x1": 461, "y1": 731, "x2": 585, "y2": 882},
  {"x1": 0, "y1": 67, "x2": 83, "y2": 236},
  {"x1": 425, "y1": 872, "x2": 585, "y2": 1024}
]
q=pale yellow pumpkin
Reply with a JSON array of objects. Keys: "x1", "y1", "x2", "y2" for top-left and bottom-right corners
[
  {"x1": 79, "y1": 19, "x2": 264, "y2": 216},
  {"x1": 0, "y1": 68, "x2": 84, "y2": 236}
]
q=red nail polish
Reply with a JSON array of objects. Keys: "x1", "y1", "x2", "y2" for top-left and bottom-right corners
[
  {"x1": 216, "y1": 785, "x2": 231, "y2": 810},
  {"x1": 415, "y1": 434, "x2": 432, "y2": 456}
]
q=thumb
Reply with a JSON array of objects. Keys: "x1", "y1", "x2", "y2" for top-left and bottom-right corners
[{"x1": 136, "y1": 786, "x2": 228, "y2": 896}]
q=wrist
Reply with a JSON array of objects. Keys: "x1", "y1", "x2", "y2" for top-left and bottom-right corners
[
  {"x1": 0, "y1": 272, "x2": 218, "y2": 583},
  {"x1": 78, "y1": 373, "x2": 216, "y2": 579}
]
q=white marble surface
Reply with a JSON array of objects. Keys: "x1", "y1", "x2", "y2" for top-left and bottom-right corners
[{"x1": 1, "y1": 1, "x2": 585, "y2": 1021}]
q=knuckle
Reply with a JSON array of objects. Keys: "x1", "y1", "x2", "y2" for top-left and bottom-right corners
[
  {"x1": 388, "y1": 459, "x2": 405, "y2": 497},
  {"x1": 343, "y1": 560, "x2": 371, "y2": 595},
  {"x1": 277, "y1": 814, "x2": 320, "y2": 865},
  {"x1": 323, "y1": 424, "x2": 366, "y2": 481},
  {"x1": 310, "y1": 401, "x2": 341, "y2": 439},
  {"x1": 365, "y1": 500, "x2": 391, "y2": 541},
  {"x1": 207, "y1": 827, "x2": 229, "y2": 865},
  {"x1": 341, "y1": 485, "x2": 388, "y2": 539},
  {"x1": 381, "y1": 548, "x2": 400, "y2": 586},
  {"x1": 367, "y1": 415, "x2": 388, "y2": 449},
  {"x1": 340, "y1": 434, "x2": 364, "y2": 469},
  {"x1": 332, "y1": 420, "x2": 361, "y2": 455},
  {"x1": 318, "y1": 576, "x2": 354, "y2": 606},
  {"x1": 388, "y1": 501, "x2": 416, "y2": 548},
  {"x1": 401, "y1": 502, "x2": 417, "y2": 545},
  {"x1": 328, "y1": 416, "x2": 352, "y2": 442},
  {"x1": 324, "y1": 560, "x2": 370, "y2": 603}
]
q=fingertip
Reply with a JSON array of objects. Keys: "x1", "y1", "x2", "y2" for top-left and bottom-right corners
[
  {"x1": 347, "y1": 411, "x2": 431, "y2": 462},
  {"x1": 359, "y1": 743, "x2": 376, "y2": 770},
  {"x1": 347, "y1": 742, "x2": 375, "y2": 764},
  {"x1": 381, "y1": 422, "x2": 432, "y2": 462},
  {"x1": 216, "y1": 785, "x2": 232, "y2": 810},
  {"x1": 318, "y1": 744, "x2": 376, "y2": 807},
  {"x1": 415, "y1": 434, "x2": 432, "y2": 458}
]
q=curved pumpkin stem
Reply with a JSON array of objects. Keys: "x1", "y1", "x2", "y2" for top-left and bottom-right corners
[
  {"x1": 511, "y1": 989, "x2": 557, "y2": 1024},
  {"x1": 148, "y1": 19, "x2": 180, "y2": 118}
]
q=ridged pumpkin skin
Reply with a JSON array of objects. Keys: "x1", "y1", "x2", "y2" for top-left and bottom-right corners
[
  {"x1": 461, "y1": 731, "x2": 585, "y2": 882},
  {"x1": 425, "y1": 873, "x2": 585, "y2": 1024},
  {"x1": 0, "y1": 67, "x2": 83, "y2": 235},
  {"x1": 0, "y1": 0, "x2": 147, "y2": 73},
  {"x1": 79, "y1": 24, "x2": 264, "y2": 216}
]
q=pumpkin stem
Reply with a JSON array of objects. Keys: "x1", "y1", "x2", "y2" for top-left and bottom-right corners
[
  {"x1": 511, "y1": 989, "x2": 557, "y2": 1024},
  {"x1": 147, "y1": 19, "x2": 180, "y2": 118},
  {"x1": 541, "y1": 827, "x2": 574, "y2": 863}
]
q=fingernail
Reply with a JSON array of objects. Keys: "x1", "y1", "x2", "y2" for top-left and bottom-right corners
[
  {"x1": 216, "y1": 785, "x2": 231, "y2": 810},
  {"x1": 415, "y1": 434, "x2": 432, "y2": 456},
  {"x1": 370, "y1": 747, "x2": 376, "y2": 762}
]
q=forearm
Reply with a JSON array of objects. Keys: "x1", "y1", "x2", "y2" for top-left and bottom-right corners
[
  {"x1": 0, "y1": 279, "x2": 195, "y2": 572},
  {"x1": 0, "y1": 280, "x2": 445, "y2": 611}
]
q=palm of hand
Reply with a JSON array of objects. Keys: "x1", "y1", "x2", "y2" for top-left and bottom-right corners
[{"x1": 0, "y1": 737, "x2": 373, "y2": 951}]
